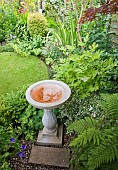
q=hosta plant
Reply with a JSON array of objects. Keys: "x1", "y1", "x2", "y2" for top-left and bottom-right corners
[{"x1": 11, "y1": 36, "x2": 44, "y2": 57}]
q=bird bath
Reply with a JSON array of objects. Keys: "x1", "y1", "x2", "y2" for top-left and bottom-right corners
[{"x1": 26, "y1": 80, "x2": 71, "y2": 146}]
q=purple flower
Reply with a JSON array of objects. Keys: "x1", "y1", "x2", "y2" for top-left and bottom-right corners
[
  {"x1": 21, "y1": 144, "x2": 27, "y2": 150},
  {"x1": 10, "y1": 138, "x2": 15, "y2": 143},
  {"x1": 18, "y1": 152, "x2": 26, "y2": 158}
]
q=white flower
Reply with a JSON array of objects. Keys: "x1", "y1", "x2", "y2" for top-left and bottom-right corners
[
  {"x1": 81, "y1": 76, "x2": 90, "y2": 82},
  {"x1": 92, "y1": 113, "x2": 96, "y2": 117},
  {"x1": 89, "y1": 106, "x2": 93, "y2": 111}
]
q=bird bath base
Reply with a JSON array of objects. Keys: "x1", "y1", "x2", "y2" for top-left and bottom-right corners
[{"x1": 37, "y1": 124, "x2": 63, "y2": 146}]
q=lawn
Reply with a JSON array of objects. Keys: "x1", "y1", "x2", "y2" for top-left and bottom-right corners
[{"x1": 0, "y1": 52, "x2": 49, "y2": 96}]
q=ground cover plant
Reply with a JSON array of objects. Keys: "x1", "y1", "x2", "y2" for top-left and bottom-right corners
[
  {"x1": 0, "y1": 52, "x2": 49, "y2": 96},
  {"x1": 0, "y1": 44, "x2": 14, "y2": 52}
]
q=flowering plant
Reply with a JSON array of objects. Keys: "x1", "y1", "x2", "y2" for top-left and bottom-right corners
[{"x1": 0, "y1": 127, "x2": 20, "y2": 170}]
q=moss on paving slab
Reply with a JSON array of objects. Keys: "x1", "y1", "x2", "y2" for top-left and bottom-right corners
[{"x1": 0, "y1": 52, "x2": 49, "y2": 96}]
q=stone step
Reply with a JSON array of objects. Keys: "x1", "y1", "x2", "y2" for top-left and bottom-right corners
[{"x1": 29, "y1": 145, "x2": 70, "y2": 168}]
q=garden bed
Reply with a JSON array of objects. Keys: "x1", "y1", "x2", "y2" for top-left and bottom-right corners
[{"x1": 9, "y1": 128, "x2": 72, "y2": 170}]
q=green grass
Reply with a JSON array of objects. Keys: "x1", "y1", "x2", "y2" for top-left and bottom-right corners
[{"x1": 0, "y1": 52, "x2": 49, "y2": 96}]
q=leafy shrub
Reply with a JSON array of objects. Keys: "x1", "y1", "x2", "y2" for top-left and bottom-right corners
[
  {"x1": 0, "y1": 85, "x2": 43, "y2": 140},
  {"x1": 14, "y1": 12, "x2": 29, "y2": 40},
  {"x1": 11, "y1": 36, "x2": 44, "y2": 57},
  {"x1": 3, "y1": 10, "x2": 17, "y2": 40},
  {"x1": 0, "y1": 44, "x2": 14, "y2": 52},
  {"x1": 81, "y1": 15, "x2": 111, "y2": 52},
  {"x1": 42, "y1": 40, "x2": 65, "y2": 66},
  {"x1": 68, "y1": 93, "x2": 118, "y2": 170},
  {"x1": 27, "y1": 12, "x2": 48, "y2": 37},
  {"x1": 0, "y1": 84, "x2": 44, "y2": 169},
  {"x1": 0, "y1": 126, "x2": 20, "y2": 170},
  {"x1": 110, "y1": 13, "x2": 118, "y2": 48},
  {"x1": 56, "y1": 92, "x2": 101, "y2": 126},
  {"x1": 54, "y1": 43, "x2": 117, "y2": 99},
  {"x1": 45, "y1": 0, "x2": 65, "y2": 19},
  {"x1": 0, "y1": 2, "x2": 19, "y2": 42},
  {"x1": 0, "y1": 9, "x2": 5, "y2": 42},
  {"x1": 78, "y1": 0, "x2": 118, "y2": 25}
]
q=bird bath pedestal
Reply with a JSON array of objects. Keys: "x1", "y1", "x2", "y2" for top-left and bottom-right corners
[{"x1": 26, "y1": 80, "x2": 71, "y2": 146}]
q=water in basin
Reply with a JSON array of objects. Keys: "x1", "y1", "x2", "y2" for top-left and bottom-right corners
[{"x1": 31, "y1": 84, "x2": 63, "y2": 103}]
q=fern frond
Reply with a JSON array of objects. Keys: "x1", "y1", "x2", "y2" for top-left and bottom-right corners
[
  {"x1": 103, "y1": 126, "x2": 118, "y2": 135},
  {"x1": 68, "y1": 119, "x2": 86, "y2": 133},
  {"x1": 69, "y1": 93, "x2": 118, "y2": 169},
  {"x1": 100, "y1": 93, "x2": 118, "y2": 118},
  {"x1": 68, "y1": 117, "x2": 99, "y2": 134},
  {"x1": 70, "y1": 127, "x2": 103, "y2": 147},
  {"x1": 88, "y1": 135, "x2": 118, "y2": 170}
]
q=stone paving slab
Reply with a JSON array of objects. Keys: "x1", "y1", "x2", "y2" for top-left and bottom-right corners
[{"x1": 29, "y1": 145, "x2": 70, "y2": 168}]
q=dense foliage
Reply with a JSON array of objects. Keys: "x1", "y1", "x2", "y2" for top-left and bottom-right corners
[
  {"x1": 56, "y1": 92, "x2": 101, "y2": 126},
  {"x1": 68, "y1": 93, "x2": 118, "y2": 170},
  {"x1": 0, "y1": 45, "x2": 14, "y2": 52},
  {"x1": 78, "y1": 0, "x2": 118, "y2": 25},
  {"x1": 0, "y1": 2, "x2": 18, "y2": 42},
  {"x1": 11, "y1": 36, "x2": 44, "y2": 57},
  {"x1": 0, "y1": 85, "x2": 43, "y2": 140},
  {"x1": 80, "y1": 14, "x2": 111, "y2": 51},
  {"x1": 0, "y1": 86, "x2": 43, "y2": 169},
  {"x1": 54, "y1": 43, "x2": 117, "y2": 98},
  {"x1": 48, "y1": 15, "x2": 79, "y2": 47}
]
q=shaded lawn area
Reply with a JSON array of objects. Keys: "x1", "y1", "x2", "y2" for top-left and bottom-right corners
[{"x1": 0, "y1": 52, "x2": 49, "y2": 96}]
